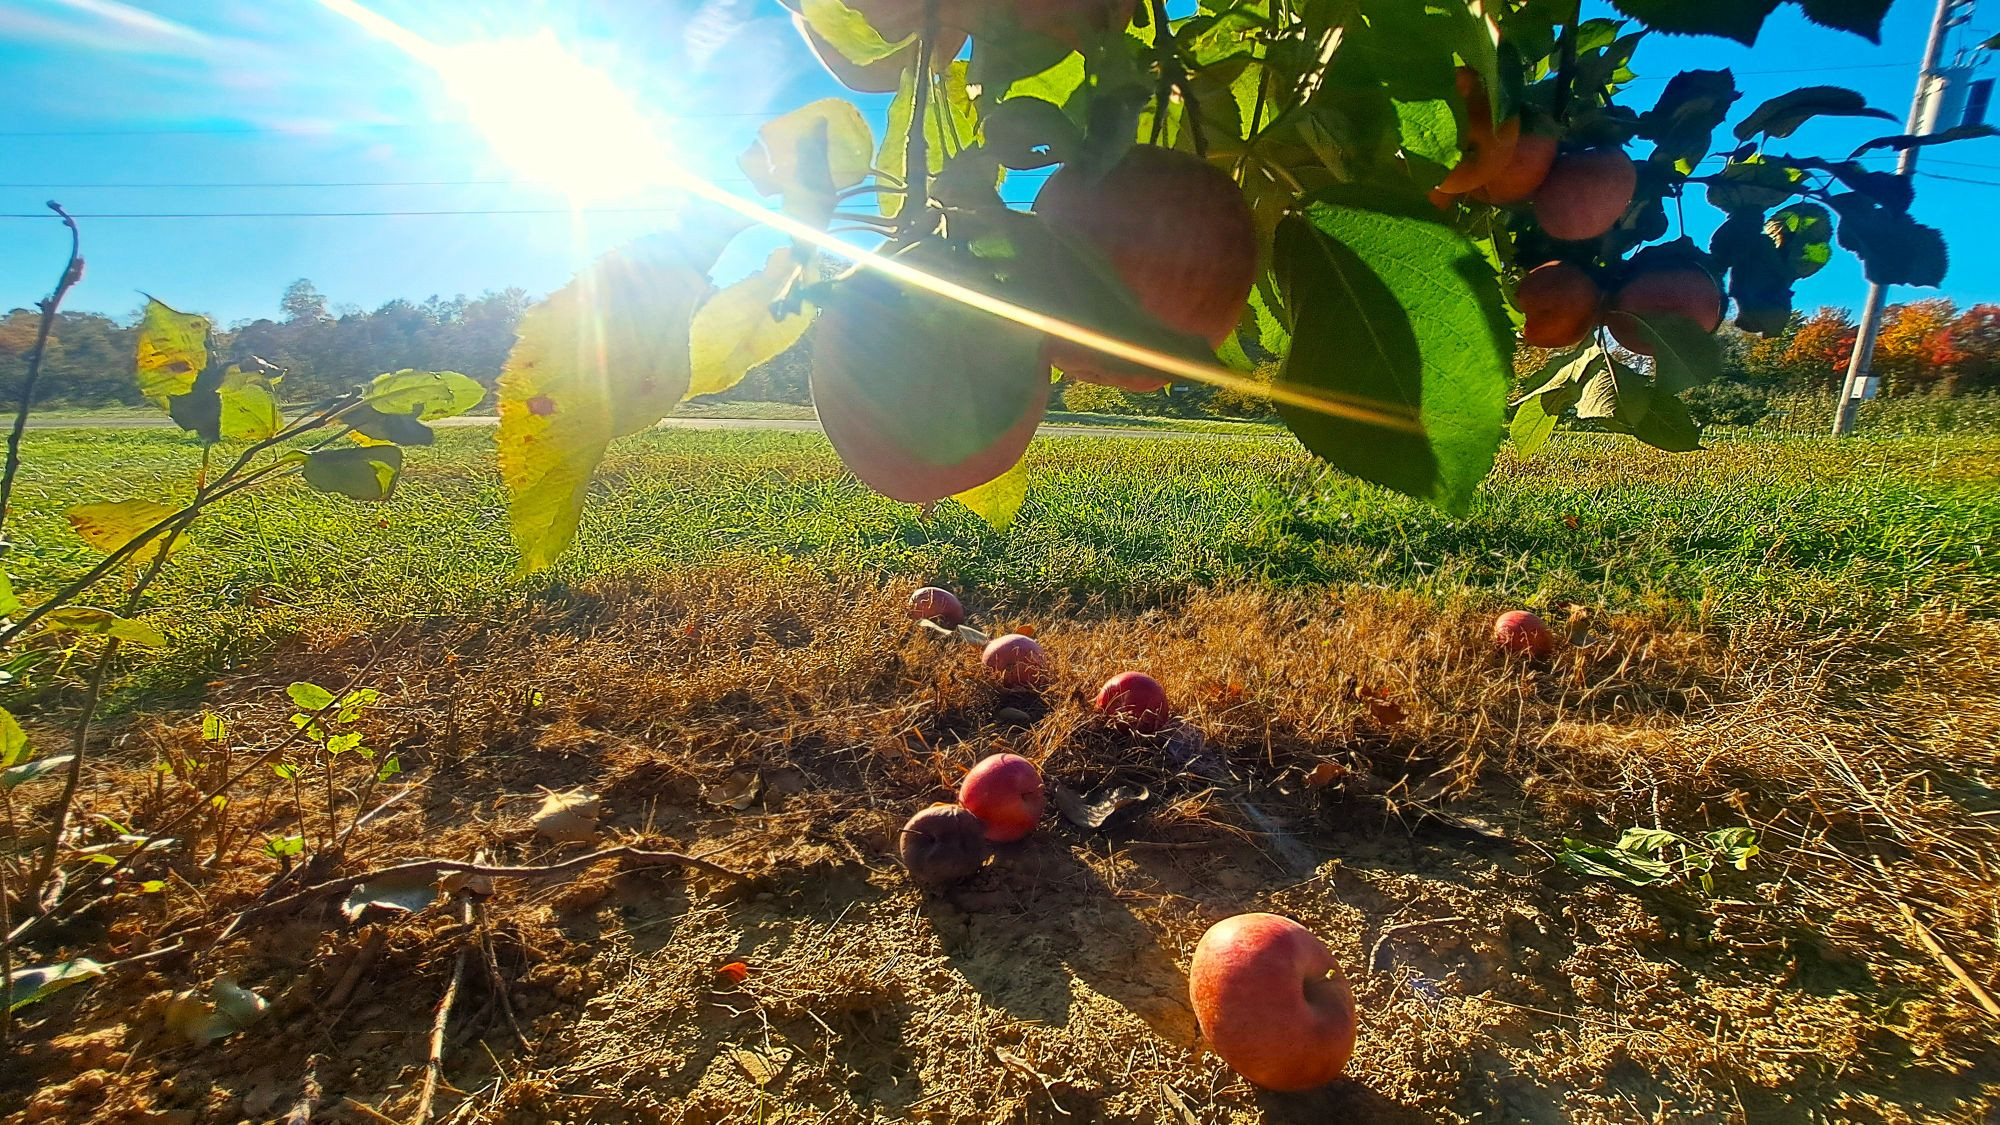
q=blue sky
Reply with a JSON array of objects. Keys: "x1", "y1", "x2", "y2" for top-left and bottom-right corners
[{"x1": 1, "y1": 0, "x2": 1995, "y2": 327}]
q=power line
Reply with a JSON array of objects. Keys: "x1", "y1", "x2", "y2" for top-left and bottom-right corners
[
  {"x1": 0, "y1": 203, "x2": 1040, "y2": 220},
  {"x1": 1920, "y1": 169, "x2": 2000, "y2": 185},
  {"x1": 1623, "y1": 61, "x2": 1920, "y2": 81},
  {"x1": 0, "y1": 112, "x2": 790, "y2": 139}
]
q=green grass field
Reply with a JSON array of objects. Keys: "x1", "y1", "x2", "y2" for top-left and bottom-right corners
[{"x1": 5, "y1": 424, "x2": 1994, "y2": 703}]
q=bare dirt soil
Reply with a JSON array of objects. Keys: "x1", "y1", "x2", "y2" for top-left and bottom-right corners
[{"x1": 6, "y1": 566, "x2": 1998, "y2": 1123}]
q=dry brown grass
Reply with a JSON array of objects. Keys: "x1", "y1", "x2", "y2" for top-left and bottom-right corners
[{"x1": 4, "y1": 563, "x2": 1997, "y2": 1123}]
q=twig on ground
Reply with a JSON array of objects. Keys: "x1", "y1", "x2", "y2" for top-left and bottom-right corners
[
  {"x1": 1875, "y1": 858, "x2": 2000, "y2": 1019},
  {"x1": 474, "y1": 897, "x2": 530, "y2": 1051},
  {"x1": 411, "y1": 897, "x2": 474, "y2": 1125},
  {"x1": 321, "y1": 929, "x2": 386, "y2": 1017},
  {"x1": 225, "y1": 845, "x2": 747, "y2": 934},
  {"x1": 281, "y1": 1053, "x2": 325, "y2": 1125}
]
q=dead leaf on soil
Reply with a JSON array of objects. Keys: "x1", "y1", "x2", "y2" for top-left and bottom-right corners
[
  {"x1": 165, "y1": 976, "x2": 270, "y2": 1043},
  {"x1": 341, "y1": 868, "x2": 441, "y2": 924},
  {"x1": 1052, "y1": 783, "x2": 1151, "y2": 830},
  {"x1": 705, "y1": 770, "x2": 763, "y2": 811},
  {"x1": 734, "y1": 1046, "x2": 792, "y2": 1086},
  {"x1": 1303, "y1": 761, "x2": 1349, "y2": 789},
  {"x1": 533, "y1": 788, "x2": 601, "y2": 843}
]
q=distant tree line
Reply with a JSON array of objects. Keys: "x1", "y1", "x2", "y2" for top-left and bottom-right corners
[
  {"x1": 0, "y1": 279, "x2": 531, "y2": 409},
  {"x1": 5, "y1": 277, "x2": 1995, "y2": 425}
]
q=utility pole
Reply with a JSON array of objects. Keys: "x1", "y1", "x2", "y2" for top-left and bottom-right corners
[{"x1": 1831, "y1": 0, "x2": 1977, "y2": 435}]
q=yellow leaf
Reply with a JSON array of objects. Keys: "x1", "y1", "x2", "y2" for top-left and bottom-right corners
[
  {"x1": 687, "y1": 249, "x2": 816, "y2": 400},
  {"x1": 497, "y1": 225, "x2": 736, "y2": 572},
  {"x1": 217, "y1": 369, "x2": 280, "y2": 441},
  {"x1": 739, "y1": 99, "x2": 873, "y2": 225},
  {"x1": 133, "y1": 298, "x2": 209, "y2": 406},
  {"x1": 951, "y1": 456, "x2": 1029, "y2": 531},
  {"x1": 65, "y1": 500, "x2": 187, "y2": 566}
]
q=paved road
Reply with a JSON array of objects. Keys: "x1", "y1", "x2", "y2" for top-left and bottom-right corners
[{"x1": 23, "y1": 414, "x2": 1273, "y2": 442}]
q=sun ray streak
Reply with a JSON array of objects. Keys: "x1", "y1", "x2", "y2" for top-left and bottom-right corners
[{"x1": 308, "y1": 0, "x2": 1422, "y2": 436}]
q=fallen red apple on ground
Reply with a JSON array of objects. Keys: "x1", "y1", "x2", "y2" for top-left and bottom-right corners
[
  {"x1": 958, "y1": 753, "x2": 1046, "y2": 843},
  {"x1": 898, "y1": 803, "x2": 989, "y2": 886},
  {"x1": 1493, "y1": 610, "x2": 1556, "y2": 658},
  {"x1": 1189, "y1": 912, "x2": 1357, "y2": 1092},
  {"x1": 906, "y1": 586, "x2": 966, "y2": 628},
  {"x1": 1094, "y1": 671, "x2": 1171, "y2": 733},
  {"x1": 982, "y1": 633, "x2": 1048, "y2": 688}
]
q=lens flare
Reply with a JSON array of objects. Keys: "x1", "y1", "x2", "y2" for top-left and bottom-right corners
[{"x1": 306, "y1": 0, "x2": 1420, "y2": 434}]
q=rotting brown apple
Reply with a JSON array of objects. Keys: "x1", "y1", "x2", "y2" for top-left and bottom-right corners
[{"x1": 898, "y1": 803, "x2": 988, "y2": 885}]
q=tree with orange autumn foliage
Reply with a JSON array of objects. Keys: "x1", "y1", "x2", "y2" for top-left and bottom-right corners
[
  {"x1": 1942, "y1": 304, "x2": 2000, "y2": 393},
  {"x1": 1873, "y1": 298, "x2": 1959, "y2": 395},
  {"x1": 1781, "y1": 306, "x2": 1859, "y2": 386}
]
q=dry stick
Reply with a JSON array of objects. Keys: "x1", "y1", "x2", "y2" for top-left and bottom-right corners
[
  {"x1": 230, "y1": 845, "x2": 748, "y2": 932},
  {"x1": 473, "y1": 898, "x2": 530, "y2": 1051},
  {"x1": 0, "y1": 201, "x2": 81, "y2": 536},
  {"x1": 1874, "y1": 857, "x2": 2000, "y2": 1019},
  {"x1": 282, "y1": 1053, "x2": 325, "y2": 1125},
  {"x1": 410, "y1": 897, "x2": 474, "y2": 1125}
]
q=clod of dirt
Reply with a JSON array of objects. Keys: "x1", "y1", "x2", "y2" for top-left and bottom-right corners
[
  {"x1": 533, "y1": 788, "x2": 601, "y2": 843},
  {"x1": 898, "y1": 803, "x2": 988, "y2": 886},
  {"x1": 1052, "y1": 783, "x2": 1152, "y2": 830},
  {"x1": 733, "y1": 1046, "x2": 792, "y2": 1087}
]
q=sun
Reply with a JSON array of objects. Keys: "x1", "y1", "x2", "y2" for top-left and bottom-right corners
[{"x1": 433, "y1": 32, "x2": 673, "y2": 202}]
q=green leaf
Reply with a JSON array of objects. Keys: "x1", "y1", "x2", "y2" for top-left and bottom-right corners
[
  {"x1": 1392, "y1": 96, "x2": 1459, "y2": 180},
  {"x1": 7, "y1": 958, "x2": 105, "y2": 1012},
  {"x1": 797, "y1": 0, "x2": 911, "y2": 66},
  {"x1": 302, "y1": 446, "x2": 403, "y2": 501},
  {"x1": 1849, "y1": 122, "x2": 1999, "y2": 159},
  {"x1": 287, "y1": 682, "x2": 336, "y2": 711},
  {"x1": 1636, "y1": 70, "x2": 1738, "y2": 167},
  {"x1": 345, "y1": 407, "x2": 434, "y2": 446},
  {"x1": 133, "y1": 297, "x2": 209, "y2": 408},
  {"x1": 951, "y1": 456, "x2": 1029, "y2": 531},
  {"x1": 216, "y1": 379, "x2": 280, "y2": 442},
  {"x1": 326, "y1": 731, "x2": 363, "y2": 755},
  {"x1": 165, "y1": 366, "x2": 223, "y2": 445},
  {"x1": 261, "y1": 833, "x2": 304, "y2": 858},
  {"x1": 1575, "y1": 359, "x2": 1652, "y2": 429},
  {"x1": 1610, "y1": 0, "x2": 1777, "y2": 46},
  {"x1": 1705, "y1": 156, "x2": 1804, "y2": 212},
  {"x1": 200, "y1": 711, "x2": 228, "y2": 743},
  {"x1": 1796, "y1": 0, "x2": 1891, "y2": 41},
  {"x1": 363, "y1": 370, "x2": 487, "y2": 420},
  {"x1": 1617, "y1": 827, "x2": 1684, "y2": 854},
  {"x1": 1510, "y1": 347, "x2": 1595, "y2": 458},
  {"x1": 498, "y1": 223, "x2": 736, "y2": 573},
  {"x1": 66, "y1": 499, "x2": 186, "y2": 567},
  {"x1": 1273, "y1": 190, "x2": 1512, "y2": 514},
  {"x1": 0, "y1": 707, "x2": 25, "y2": 769},
  {"x1": 0, "y1": 569, "x2": 19, "y2": 619},
  {"x1": 1734, "y1": 86, "x2": 1895, "y2": 141},
  {"x1": 1610, "y1": 312, "x2": 1723, "y2": 393},
  {"x1": 1830, "y1": 196, "x2": 1949, "y2": 287},
  {"x1": 38, "y1": 606, "x2": 167, "y2": 648},
  {"x1": 997, "y1": 51, "x2": 1087, "y2": 109},
  {"x1": 3, "y1": 755, "x2": 74, "y2": 788},
  {"x1": 1556, "y1": 841, "x2": 1671, "y2": 886},
  {"x1": 1825, "y1": 162, "x2": 1912, "y2": 213},
  {"x1": 982, "y1": 96, "x2": 1083, "y2": 170},
  {"x1": 967, "y1": 11, "x2": 1074, "y2": 97},
  {"x1": 689, "y1": 249, "x2": 816, "y2": 400},
  {"x1": 1767, "y1": 203, "x2": 1833, "y2": 278}
]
